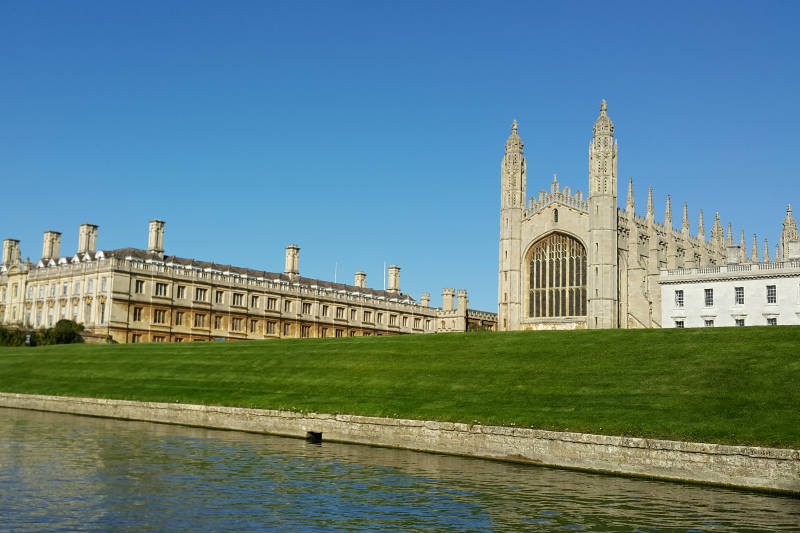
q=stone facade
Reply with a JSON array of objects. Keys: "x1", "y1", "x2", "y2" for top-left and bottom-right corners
[
  {"x1": 498, "y1": 101, "x2": 797, "y2": 330},
  {"x1": 0, "y1": 221, "x2": 496, "y2": 342}
]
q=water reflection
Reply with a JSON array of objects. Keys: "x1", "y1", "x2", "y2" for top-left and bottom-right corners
[{"x1": 0, "y1": 408, "x2": 797, "y2": 532}]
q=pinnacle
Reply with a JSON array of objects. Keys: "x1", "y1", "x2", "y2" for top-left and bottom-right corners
[
  {"x1": 600, "y1": 99, "x2": 607, "y2": 113},
  {"x1": 511, "y1": 119, "x2": 518, "y2": 133}
]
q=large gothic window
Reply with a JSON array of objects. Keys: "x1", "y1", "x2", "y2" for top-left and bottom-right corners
[{"x1": 527, "y1": 233, "x2": 587, "y2": 318}]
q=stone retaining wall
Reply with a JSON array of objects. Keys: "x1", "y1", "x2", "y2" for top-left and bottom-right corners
[{"x1": 1, "y1": 392, "x2": 797, "y2": 493}]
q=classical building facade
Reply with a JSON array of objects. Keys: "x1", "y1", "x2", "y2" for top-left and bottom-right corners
[
  {"x1": 1, "y1": 221, "x2": 496, "y2": 343},
  {"x1": 660, "y1": 206, "x2": 800, "y2": 328},
  {"x1": 498, "y1": 101, "x2": 797, "y2": 330}
]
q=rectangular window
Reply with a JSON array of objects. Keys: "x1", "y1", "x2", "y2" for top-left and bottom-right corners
[
  {"x1": 175, "y1": 338, "x2": 183, "y2": 343},
  {"x1": 99, "y1": 302, "x2": 105, "y2": 323},
  {"x1": 704, "y1": 319, "x2": 714, "y2": 327},
  {"x1": 38, "y1": 285, "x2": 44, "y2": 298},
  {"x1": 176, "y1": 285, "x2": 185, "y2": 299},
  {"x1": 704, "y1": 288, "x2": 713, "y2": 307},
  {"x1": 766, "y1": 285, "x2": 777, "y2": 304},
  {"x1": 349, "y1": 331, "x2": 356, "y2": 337},
  {"x1": 131, "y1": 334, "x2": 141, "y2": 344},
  {"x1": 215, "y1": 290, "x2": 224, "y2": 304},
  {"x1": 336, "y1": 307, "x2": 345, "y2": 319},
  {"x1": 133, "y1": 307, "x2": 143, "y2": 321},
  {"x1": 767, "y1": 317, "x2": 777, "y2": 326},
  {"x1": 250, "y1": 319, "x2": 258, "y2": 333},
  {"x1": 350, "y1": 309, "x2": 357, "y2": 321},
  {"x1": 284, "y1": 300, "x2": 292, "y2": 312},
  {"x1": 135, "y1": 280, "x2": 145, "y2": 294},
  {"x1": 155, "y1": 282, "x2": 168, "y2": 296},
  {"x1": 266, "y1": 321, "x2": 276, "y2": 334},
  {"x1": 321, "y1": 327, "x2": 327, "y2": 338},
  {"x1": 175, "y1": 311, "x2": 184, "y2": 326},
  {"x1": 232, "y1": 317, "x2": 243, "y2": 331},
  {"x1": 153, "y1": 336, "x2": 165, "y2": 343},
  {"x1": 377, "y1": 312, "x2": 383, "y2": 324},
  {"x1": 74, "y1": 281, "x2": 80, "y2": 294},
  {"x1": 251, "y1": 295, "x2": 259, "y2": 308},
  {"x1": 674, "y1": 290, "x2": 684, "y2": 308},
  {"x1": 402, "y1": 316, "x2": 408, "y2": 327},
  {"x1": 232, "y1": 293, "x2": 243, "y2": 306},
  {"x1": 734, "y1": 286, "x2": 744, "y2": 305},
  {"x1": 267, "y1": 297, "x2": 277, "y2": 310},
  {"x1": 62, "y1": 282, "x2": 68, "y2": 296},
  {"x1": 322, "y1": 305, "x2": 329, "y2": 317},
  {"x1": 2, "y1": 288, "x2": 6, "y2": 302},
  {"x1": 283, "y1": 323, "x2": 291, "y2": 336},
  {"x1": 27, "y1": 286, "x2": 33, "y2": 299},
  {"x1": 195, "y1": 288, "x2": 207, "y2": 301},
  {"x1": 389, "y1": 314, "x2": 397, "y2": 326},
  {"x1": 87, "y1": 279, "x2": 94, "y2": 293},
  {"x1": 335, "y1": 329, "x2": 344, "y2": 338},
  {"x1": 153, "y1": 309, "x2": 166, "y2": 324},
  {"x1": 425, "y1": 319, "x2": 431, "y2": 330},
  {"x1": 363, "y1": 311, "x2": 372, "y2": 322},
  {"x1": 674, "y1": 320, "x2": 684, "y2": 328},
  {"x1": 301, "y1": 325, "x2": 310, "y2": 338},
  {"x1": 214, "y1": 316, "x2": 223, "y2": 329},
  {"x1": 194, "y1": 313, "x2": 206, "y2": 327},
  {"x1": 50, "y1": 283, "x2": 55, "y2": 297},
  {"x1": 72, "y1": 303, "x2": 78, "y2": 320},
  {"x1": 735, "y1": 318, "x2": 745, "y2": 327},
  {"x1": 302, "y1": 302, "x2": 312, "y2": 314},
  {"x1": 101, "y1": 278, "x2": 107, "y2": 292},
  {"x1": 414, "y1": 317, "x2": 421, "y2": 329}
]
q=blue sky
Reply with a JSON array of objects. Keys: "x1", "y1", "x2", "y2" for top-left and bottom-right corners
[{"x1": 1, "y1": 1, "x2": 798, "y2": 311}]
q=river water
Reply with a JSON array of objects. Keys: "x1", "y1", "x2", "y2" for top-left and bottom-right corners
[{"x1": 0, "y1": 408, "x2": 797, "y2": 532}]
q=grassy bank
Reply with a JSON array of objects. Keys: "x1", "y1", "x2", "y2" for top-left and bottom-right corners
[{"x1": 0, "y1": 327, "x2": 798, "y2": 448}]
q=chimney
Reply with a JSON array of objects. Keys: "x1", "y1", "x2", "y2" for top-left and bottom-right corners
[
  {"x1": 354, "y1": 271, "x2": 366, "y2": 289},
  {"x1": 41, "y1": 231, "x2": 61, "y2": 261},
  {"x1": 457, "y1": 289, "x2": 468, "y2": 312},
  {"x1": 387, "y1": 265, "x2": 400, "y2": 293},
  {"x1": 420, "y1": 292, "x2": 430, "y2": 307},
  {"x1": 284, "y1": 244, "x2": 300, "y2": 278},
  {"x1": 726, "y1": 245, "x2": 740, "y2": 265},
  {"x1": 78, "y1": 224, "x2": 98, "y2": 255},
  {"x1": 2, "y1": 239, "x2": 20, "y2": 266},
  {"x1": 442, "y1": 288, "x2": 455, "y2": 311},
  {"x1": 147, "y1": 220, "x2": 165, "y2": 258}
]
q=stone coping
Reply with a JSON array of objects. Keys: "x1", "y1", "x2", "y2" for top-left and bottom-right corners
[{"x1": 1, "y1": 392, "x2": 797, "y2": 494}]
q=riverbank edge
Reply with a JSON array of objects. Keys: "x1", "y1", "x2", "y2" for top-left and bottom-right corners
[{"x1": 1, "y1": 392, "x2": 797, "y2": 494}]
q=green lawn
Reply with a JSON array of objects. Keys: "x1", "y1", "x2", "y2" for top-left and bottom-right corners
[{"x1": 1, "y1": 327, "x2": 798, "y2": 448}]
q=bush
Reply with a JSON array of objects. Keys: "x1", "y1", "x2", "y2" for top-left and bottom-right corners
[{"x1": 0, "y1": 320, "x2": 84, "y2": 347}]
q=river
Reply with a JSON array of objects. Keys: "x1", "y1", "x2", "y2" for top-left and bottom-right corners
[{"x1": 0, "y1": 407, "x2": 797, "y2": 532}]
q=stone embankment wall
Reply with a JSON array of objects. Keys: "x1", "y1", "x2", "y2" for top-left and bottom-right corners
[{"x1": 1, "y1": 392, "x2": 797, "y2": 494}]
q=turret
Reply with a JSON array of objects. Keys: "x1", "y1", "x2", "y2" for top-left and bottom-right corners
[
  {"x1": 147, "y1": 219, "x2": 165, "y2": 258},
  {"x1": 284, "y1": 244, "x2": 300, "y2": 278},
  {"x1": 457, "y1": 289, "x2": 468, "y2": 313},
  {"x1": 781, "y1": 204, "x2": 799, "y2": 260},
  {"x1": 442, "y1": 288, "x2": 455, "y2": 311},
  {"x1": 587, "y1": 100, "x2": 619, "y2": 328}
]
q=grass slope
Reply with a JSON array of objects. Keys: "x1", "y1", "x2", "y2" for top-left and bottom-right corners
[{"x1": 0, "y1": 327, "x2": 798, "y2": 448}]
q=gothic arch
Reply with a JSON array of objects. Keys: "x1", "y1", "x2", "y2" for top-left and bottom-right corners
[{"x1": 525, "y1": 232, "x2": 587, "y2": 318}]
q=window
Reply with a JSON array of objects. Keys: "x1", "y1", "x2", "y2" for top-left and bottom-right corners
[
  {"x1": 283, "y1": 323, "x2": 291, "y2": 336},
  {"x1": 153, "y1": 336, "x2": 165, "y2": 343},
  {"x1": 251, "y1": 295, "x2": 259, "y2": 308},
  {"x1": 135, "y1": 280, "x2": 145, "y2": 294},
  {"x1": 133, "y1": 307, "x2": 143, "y2": 321},
  {"x1": 27, "y1": 286, "x2": 33, "y2": 299},
  {"x1": 232, "y1": 293, "x2": 243, "y2": 306},
  {"x1": 101, "y1": 278, "x2": 107, "y2": 292},
  {"x1": 38, "y1": 286, "x2": 44, "y2": 298},
  {"x1": 302, "y1": 302, "x2": 312, "y2": 314},
  {"x1": 175, "y1": 311, "x2": 184, "y2": 326},
  {"x1": 301, "y1": 325, "x2": 310, "y2": 338},
  {"x1": 155, "y1": 282, "x2": 168, "y2": 296},
  {"x1": 363, "y1": 311, "x2": 372, "y2": 322},
  {"x1": 215, "y1": 290, "x2": 224, "y2": 304},
  {"x1": 766, "y1": 285, "x2": 777, "y2": 304},
  {"x1": 87, "y1": 279, "x2": 94, "y2": 293},
  {"x1": 735, "y1": 318, "x2": 745, "y2": 327},
  {"x1": 734, "y1": 287, "x2": 744, "y2": 305},
  {"x1": 363, "y1": 332, "x2": 371, "y2": 336},
  {"x1": 674, "y1": 320, "x2": 684, "y2": 328},
  {"x1": 13, "y1": 284, "x2": 18, "y2": 298},
  {"x1": 425, "y1": 319, "x2": 431, "y2": 330},
  {"x1": 47, "y1": 307, "x2": 53, "y2": 325},
  {"x1": 194, "y1": 313, "x2": 206, "y2": 327},
  {"x1": 377, "y1": 312, "x2": 383, "y2": 324},
  {"x1": 232, "y1": 318, "x2": 243, "y2": 331},
  {"x1": 175, "y1": 338, "x2": 183, "y2": 343},
  {"x1": 99, "y1": 302, "x2": 105, "y2": 323},
  {"x1": 1, "y1": 288, "x2": 6, "y2": 301},
  {"x1": 250, "y1": 319, "x2": 258, "y2": 333},
  {"x1": 336, "y1": 307, "x2": 345, "y2": 319},
  {"x1": 50, "y1": 283, "x2": 55, "y2": 297},
  {"x1": 321, "y1": 328, "x2": 328, "y2": 338},
  {"x1": 284, "y1": 300, "x2": 292, "y2": 312},
  {"x1": 322, "y1": 305, "x2": 329, "y2": 317},
  {"x1": 704, "y1": 288, "x2": 713, "y2": 307},
  {"x1": 74, "y1": 281, "x2": 80, "y2": 294},
  {"x1": 36, "y1": 309, "x2": 42, "y2": 326},
  {"x1": 195, "y1": 288, "x2": 207, "y2": 301},
  {"x1": 154, "y1": 309, "x2": 166, "y2": 324},
  {"x1": 131, "y1": 334, "x2": 141, "y2": 343},
  {"x1": 214, "y1": 316, "x2": 223, "y2": 329},
  {"x1": 266, "y1": 321, "x2": 276, "y2": 334},
  {"x1": 335, "y1": 329, "x2": 344, "y2": 338},
  {"x1": 704, "y1": 319, "x2": 714, "y2": 327},
  {"x1": 62, "y1": 282, "x2": 68, "y2": 296},
  {"x1": 767, "y1": 317, "x2": 777, "y2": 326},
  {"x1": 402, "y1": 316, "x2": 408, "y2": 327},
  {"x1": 414, "y1": 318, "x2": 421, "y2": 329},
  {"x1": 389, "y1": 314, "x2": 397, "y2": 326},
  {"x1": 176, "y1": 285, "x2": 185, "y2": 299},
  {"x1": 350, "y1": 309, "x2": 357, "y2": 321},
  {"x1": 674, "y1": 290, "x2": 684, "y2": 308},
  {"x1": 527, "y1": 232, "x2": 588, "y2": 318},
  {"x1": 267, "y1": 297, "x2": 277, "y2": 310}
]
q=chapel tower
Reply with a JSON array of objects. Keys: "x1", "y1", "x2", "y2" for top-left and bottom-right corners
[
  {"x1": 498, "y1": 120, "x2": 526, "y2": 331},
  {"x1": 587, "y1": 100, "x2": 619, "y2": 328}
]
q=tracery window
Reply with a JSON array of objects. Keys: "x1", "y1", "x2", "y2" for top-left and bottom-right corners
[{"x1": 527, "y1": 233, "x2": 586, "y2": 318}]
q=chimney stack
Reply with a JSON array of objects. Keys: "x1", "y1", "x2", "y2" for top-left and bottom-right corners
[
  {"x1": 442, "y1": 288, "x2": 455, "y2": 311},
  {"x1": 2, "y1": 239, "x2": 21, "y2": 266},
  {"x1": 284, "y1": 244, "x2": 300, "y2": 278},
  {"x1": 354, "y1": 271, "x2": 366, "y2": 289},
  {"x1": 147, "y1": 220, "x2": 165, "y2": 258},
  {"x1": 725, "y1": 245, "x2": 740, "y2": 265},
  {"x1": 387, "y1": 265, "x2": 400, "y2": 293},
  {"x1": 420, "y1": 292, "x2": 430, "y2": 307},
  {"x1": 41, "y1": 231, "x2": 61, "y2": 261},
  {"x1": 77, "y1": 224, "x2": 98, "y2": 255}
]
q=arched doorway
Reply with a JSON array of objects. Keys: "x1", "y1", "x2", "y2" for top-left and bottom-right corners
[{"x1": 527, "y1": 233, "x2": 587, "y2": 318}]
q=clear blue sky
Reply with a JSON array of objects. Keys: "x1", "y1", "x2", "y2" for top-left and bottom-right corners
[{"x1": 1, "y1": 1, "x2": 798, "y2": 311}]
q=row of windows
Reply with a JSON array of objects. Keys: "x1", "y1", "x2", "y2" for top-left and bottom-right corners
[
  {"x1": 15, "y1": 300, "x2": 107, "y2": 328},
  {"x1": 3, "y1": 278, "x2": 109, "y2": 302},
  {"x1": 675, "y1": 285, "x2": 778, "y2": 308},
  {"x1": 675, "y1": 317, "x2": 777, "y2": 328}
]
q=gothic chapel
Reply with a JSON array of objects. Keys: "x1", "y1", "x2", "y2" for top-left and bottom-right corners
[{"x1": 498, "y1": 100, "x2": 768, "y2": 330}]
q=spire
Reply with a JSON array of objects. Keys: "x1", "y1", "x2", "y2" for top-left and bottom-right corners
[
  {"x1": 726, "y1": 222, "x2": 733, "y2": 246},
  {"x1": 664, "y1": 195, "x2": 672, "y2": 229},
  {"x1": 739, "y1": 229, "x2": 747, "y2": 263},
  {"x1": 764, "y1": 238, "x2": 770, "y2": 262},
  {"x1": 681, "y1": 202, "x2": 690, "y2": 233},
  {"x1": 698, "y1": 209, "x2": 705, "y2": 240},
  {"x1": 505, "y1": 120, "x2": 524, "y2": 154},
  {"x1": 752, "y1": 234, "x2": 759, "y2": 262},
  {"x1": 626, "y1": 177, "x2": 634, "y2": 213},
  {"x1": 646, "y1": 187, "x2": 654, "y2": 222},
  {"x1": 711, "y1": 212, "x2": 724, "y2": 247},
  {"x1": 589, "y1": 99, "x2": 617, "y2": 197}
]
